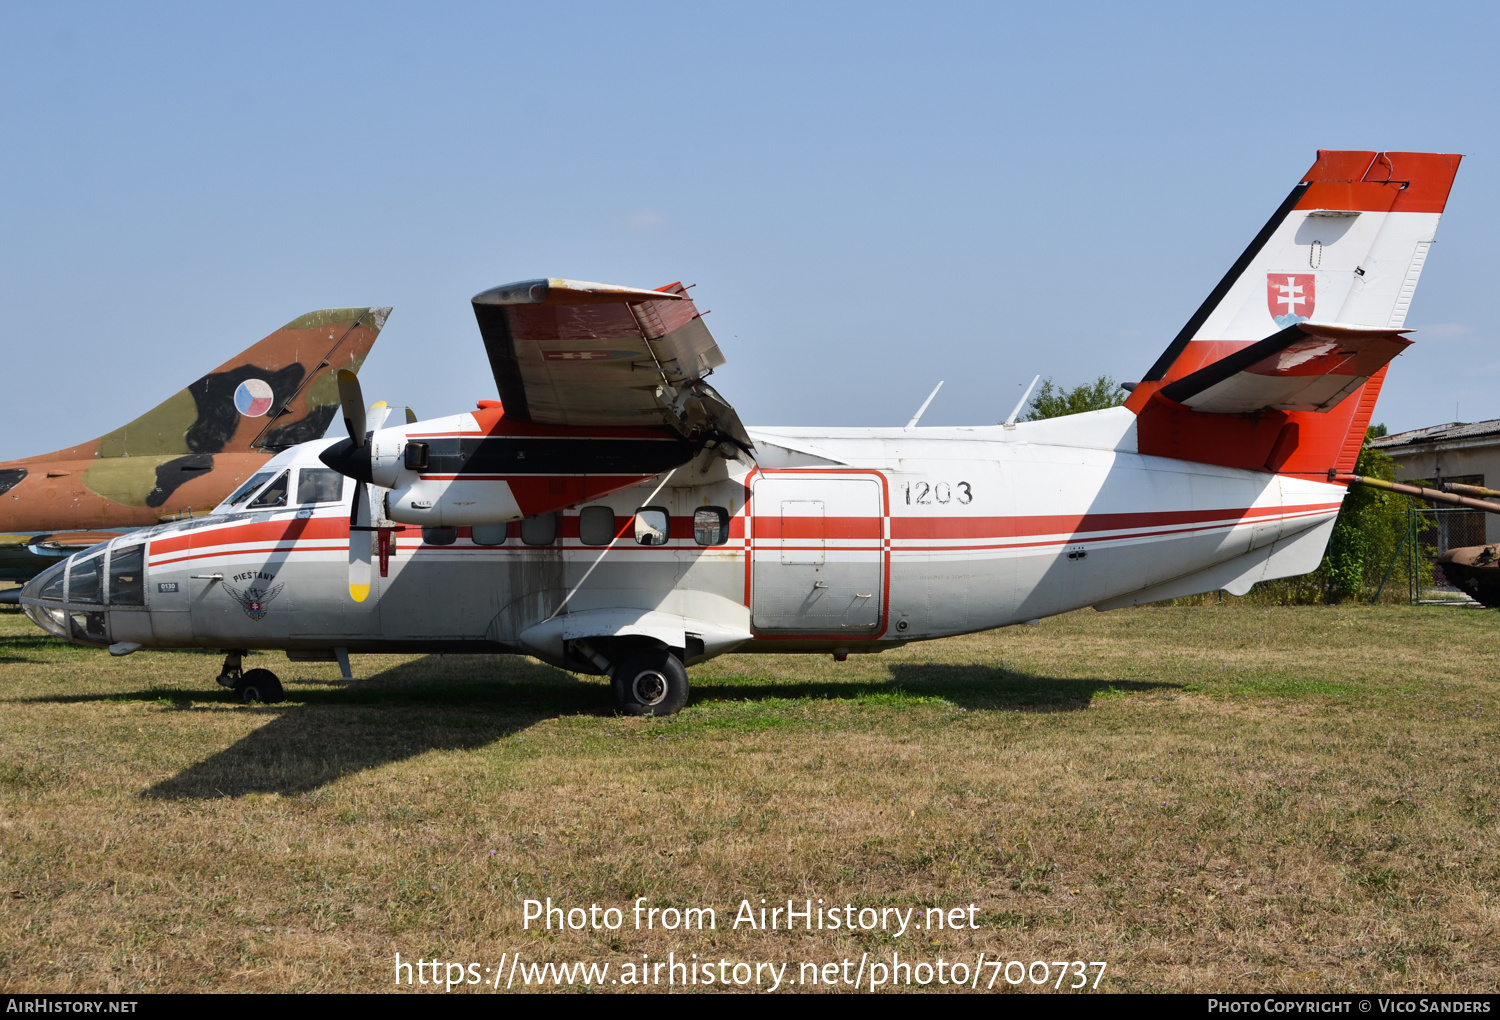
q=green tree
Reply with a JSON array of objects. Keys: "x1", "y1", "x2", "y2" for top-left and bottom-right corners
[
  {"x1": 1023, "y1": 376, "x2": 1128, "y2": 421},
  {"x1": 1257, "y1": 425, "x2": 1409, "y2": 604},
  {"x1": 1329, "y1": 426, "x2": 1409, "y2": 602}
]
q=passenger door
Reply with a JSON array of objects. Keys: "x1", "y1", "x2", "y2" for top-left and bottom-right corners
[{"x1": 750, "y1": 472, "x2": 885, "y2": 633}]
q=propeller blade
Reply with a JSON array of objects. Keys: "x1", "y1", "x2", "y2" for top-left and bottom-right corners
[
  {"x1": 348, "y1": 482, "x2": 372, "y2": 603},
  {"x1": 337, "y1": 370, "x2": 368, "y2": 447}
]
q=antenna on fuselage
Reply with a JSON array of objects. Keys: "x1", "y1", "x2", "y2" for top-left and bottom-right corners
[
  {"x1": 1003, "y1": 375, "x2": 1041, "y2": 429},
  {"x1": 904, "y1": 381, "x2": 944, "y2": 430}
]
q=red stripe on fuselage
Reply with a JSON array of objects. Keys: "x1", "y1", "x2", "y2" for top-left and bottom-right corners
[
  {"x1": 149, "y1": 515, "x2": 349, "y2": 556},
  {"x1": 145, "y1": 503, "x2": 1338, "y2": 563},
  {"x1": 887, "y1": 502, "x2": 1336, "y2": 541}
]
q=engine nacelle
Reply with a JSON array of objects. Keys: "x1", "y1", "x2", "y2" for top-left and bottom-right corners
[{"x1": 383, "y1": 477, "x2": 522, "y2": 527}]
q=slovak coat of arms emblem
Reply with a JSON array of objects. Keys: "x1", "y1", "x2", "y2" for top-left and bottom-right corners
[
  {"x1": 1267, "y1": 273, "x2": 1315, "y2": 328},
  {"x1": 224, "y1": 582, "x2": 285, "y2": 621}
]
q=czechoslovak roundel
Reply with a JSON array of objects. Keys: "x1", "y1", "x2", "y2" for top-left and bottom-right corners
[{"x1": 234, "y1": 378, "x2": 275, "y2": 417}]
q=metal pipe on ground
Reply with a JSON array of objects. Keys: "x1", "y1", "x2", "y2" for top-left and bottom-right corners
[
  {"x1": 1443, "y1": 481, "x2": 1500, "y2": 499},
  {"x1": 1334, "y1": 473, "x2": 1500, "y2": 514}
]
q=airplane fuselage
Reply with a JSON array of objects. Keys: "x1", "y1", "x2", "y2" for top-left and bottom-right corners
[{"x1": 21, "y1": 407, "x2": 1343, "y2": 667}]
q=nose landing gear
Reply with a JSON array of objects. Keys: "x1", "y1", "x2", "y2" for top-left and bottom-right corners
[
  {"x1": 236, "y1": 668, "x2": 284, "y2": 704},
  {"x1": 215, "y1": 650, "x2": 285, "y2": 704}
]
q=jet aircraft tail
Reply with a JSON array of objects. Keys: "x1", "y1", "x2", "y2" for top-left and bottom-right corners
[
  {"x1": 1124, "y1": 150, "x2": 1461, "y2": 476},
  {"x1": 23, "y1": 307, "x2": 390, "y2": 467},
  {"x1": 0, "y1": 307, "x2": 390, "y2": 554}
]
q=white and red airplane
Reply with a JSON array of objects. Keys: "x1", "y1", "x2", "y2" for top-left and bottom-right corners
[{"x1": 20, "y1": 150, "x2": 1462, "y2": 714}]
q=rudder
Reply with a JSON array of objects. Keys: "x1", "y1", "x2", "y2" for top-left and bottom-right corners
[{"x1": 1127, "y1": 150, "x2": 1461, "y2": 476}]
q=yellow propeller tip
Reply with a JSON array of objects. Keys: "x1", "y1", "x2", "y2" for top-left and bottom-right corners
[{"x1": 349, "y1": 584, "x2": 370, "y2": 602}]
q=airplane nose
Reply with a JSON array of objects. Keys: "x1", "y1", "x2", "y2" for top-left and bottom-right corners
[{"x1": 20, "y1": 559, "x2": 70, "y2": 640}]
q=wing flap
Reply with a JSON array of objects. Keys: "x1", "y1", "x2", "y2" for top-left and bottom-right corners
[
  {"x1": 472, "y1": 278, "x2": 744, "y2": 447},
  {"x1": 1159, "y1": 321, "x2": 1411, "y2": 414}
]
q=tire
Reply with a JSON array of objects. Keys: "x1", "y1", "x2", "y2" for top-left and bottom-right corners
[
  {"x1": 612, "y1": 648, "x2": 689, "y2": 716},
  {"x1": 235, "y1": 668, "x2": 285, "y2": 704}
]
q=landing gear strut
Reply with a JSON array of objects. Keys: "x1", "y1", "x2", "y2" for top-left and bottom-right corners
[{"x1": 215, "y1": 650, "x2": 246, "y2": 688}]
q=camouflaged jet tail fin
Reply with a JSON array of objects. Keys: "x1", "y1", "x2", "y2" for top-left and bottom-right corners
[{"x1": 89, "y1": 307, "x2": 391, "y2": 459}]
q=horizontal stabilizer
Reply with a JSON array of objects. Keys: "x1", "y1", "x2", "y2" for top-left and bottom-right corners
[{"x1": 1158, "y1": 321, "x2": 1410, "y2": 414}]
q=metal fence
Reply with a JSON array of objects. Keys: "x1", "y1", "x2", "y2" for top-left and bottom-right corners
[{"x1": 1374, "y1": 506, "x2": 1490, "y2": 604}]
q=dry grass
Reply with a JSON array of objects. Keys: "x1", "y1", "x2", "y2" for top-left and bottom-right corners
[{"x1": 1, "y1": 602, "x2": 1497, "y2": 993}]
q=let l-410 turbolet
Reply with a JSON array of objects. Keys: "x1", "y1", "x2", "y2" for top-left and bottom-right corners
[{"x1": 22, "y1": 150, "x2": 1462, "y2": 714}]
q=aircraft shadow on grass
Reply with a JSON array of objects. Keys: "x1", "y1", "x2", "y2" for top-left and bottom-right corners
[
  {"x1": 703, "y1": 664, "x2": 1173, "y2": 712},
  {"x1": 8, "y1": 645, "x2": 1175, "y2": 799}
]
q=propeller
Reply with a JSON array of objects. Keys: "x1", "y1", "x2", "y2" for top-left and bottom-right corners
[
  {"x1": 319, "y1": 370, "x2": 376, "y2": 484},
  {"x1": 348, "y1": 475, "x2": 372, "y2": 603},
  {"x1": 320, "y1": 370, "x2": 374, "y2": 603}
]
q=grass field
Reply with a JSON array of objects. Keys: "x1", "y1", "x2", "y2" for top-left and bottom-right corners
[{"x1": 1, "y1": 602, "x2": 1497, "y2": 993}]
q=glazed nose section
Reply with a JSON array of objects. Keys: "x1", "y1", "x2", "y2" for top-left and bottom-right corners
[
  {"x1": 18, "y1": 546, "x2": 111, "y2": 647},
  {"x1": 21, "y1": 559, "x2": 71, "y2": 641}
]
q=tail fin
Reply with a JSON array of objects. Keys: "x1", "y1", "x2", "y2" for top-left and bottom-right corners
[
  {"x1": 83, "y1": 307, "x2": 390, "y2": 460},
  {"x1": 1127, "y1": 150, "x2": 1460, "y2": 475}
]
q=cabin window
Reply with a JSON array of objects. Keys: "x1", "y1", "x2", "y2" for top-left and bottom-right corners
[
  {"x1": 579, "y1": 506, "x2": 617, "y2": 546},
  {"x1": 521, "y1": 513, "x2": 558, "y2": 546},
  {"x1": 693, "y1": 507, "x2": 730, "y2": 546},
  {"x1": 422, "y1": 526, "x2": 457, "y2": 546},
  {"x1": 471, "y1": 523, "x2": 508, "y2": 546},
  {"x1": 69, "y1": 611, "x2": 107, "y2": 644},
  {"x1": 67, "y1": 551, "x2": 105, "y2": 604},
  {"x1": 247, "y1": 471, "x2": 290, "y2": 509},
  {"x1": 37, "y1": 561, "x2": 66, "y2": 602},
  {"x1": 296, "y1": 468, "x2": 344, "y2": 505},
  {"x1": 108, "y1": 545, "x2": 145, "y2": 606},
  {"x1": 226, "y1": 471, "x2": 274, "y2": 506},
  {"x1": 634, "y1": 507, "x2": 670, "y2": 546}
]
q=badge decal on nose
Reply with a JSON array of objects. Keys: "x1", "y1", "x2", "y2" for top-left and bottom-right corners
[{"x1": 224, "y1": 581, "x2": 284, "y2": 620}]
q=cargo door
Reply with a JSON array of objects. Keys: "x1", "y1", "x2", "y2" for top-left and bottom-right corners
[{"x1": 751, "y1": 473, "x2": 885, "y2": 633}]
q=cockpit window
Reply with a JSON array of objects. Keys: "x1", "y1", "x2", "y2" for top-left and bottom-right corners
[
  {"x1": 226, "y1": 471, "x2": 275, "y2": 506},
  {"x1": 108, "y1": 545, "x2": 145, "y2": 606},
  {"x1": 68, "y1": 551, "x2": 105, "y2": 604},
  {"x1": 296, "y1": 468, "x2": 344, "y2": 505},
  {"x1": 247, "y1": 471, "x2": 290, "y2": 509},
  {"x1": 37, "y1": 561, "x2": 66, "y2": 602}
]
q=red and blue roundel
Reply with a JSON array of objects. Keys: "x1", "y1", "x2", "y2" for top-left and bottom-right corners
[{"x1": 234, "y1": 378, "x2": 275, "y2": 417}]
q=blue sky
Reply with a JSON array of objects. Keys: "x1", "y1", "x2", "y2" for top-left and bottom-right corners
[{"x1": 2, "y1": 2, "x2": 1495, "y2": 458}]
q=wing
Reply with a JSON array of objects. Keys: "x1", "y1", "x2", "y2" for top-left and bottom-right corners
[
  {"x1": 260, "y1": 583, "x2": 285, "y2": 605},
  {"x1": 471, "y1": 279, "x2": 751, "y2": 450},
  {"x1": 221, "y1": 582, "x2": 249, "y2": 609},
  {"x1": 1158, "y1": 321, "x2": 1411, "y2": 414}
]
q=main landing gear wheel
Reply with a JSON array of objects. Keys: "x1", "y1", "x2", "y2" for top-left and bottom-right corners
[
  {"x1": 612, "y1": 649, "x2": 689, "y2": 717},
  {"x1": 235, "y1": 668, "x2": 284, "y2": 704}
]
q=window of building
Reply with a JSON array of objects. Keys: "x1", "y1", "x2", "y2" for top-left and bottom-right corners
[{"x1": 579, "y1": 506, "x2": 617, "y2": 546}]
